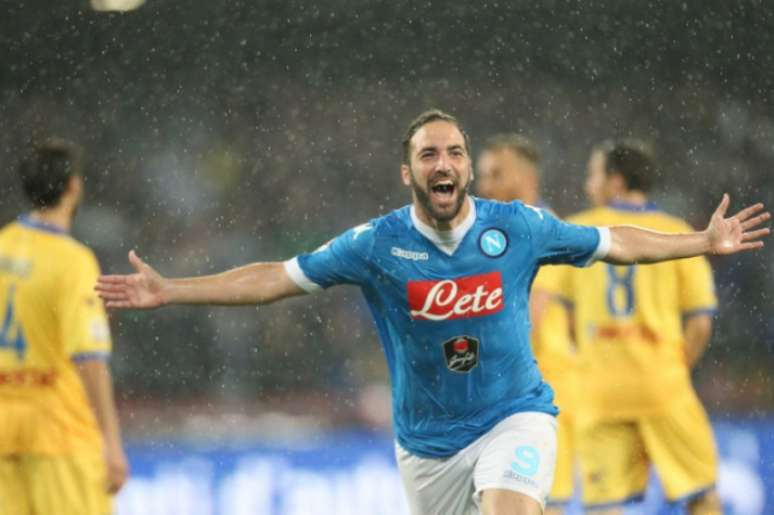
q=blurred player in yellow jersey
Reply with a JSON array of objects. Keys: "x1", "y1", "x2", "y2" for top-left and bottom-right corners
[
  {"x1": 0, "y1": 140, "x2": 127, "y2": 515},
  {"x1": 476, "y1": 134, "x2": 578, "y2": 514},
  {"x1": 542, "y1": 140, "x2": 721, "y2": 513}
]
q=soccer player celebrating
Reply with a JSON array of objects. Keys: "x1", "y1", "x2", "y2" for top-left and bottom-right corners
[
  {"x1": 97, "y1": 111, "x2": 768, "y2": 515},
  {"x1": 0, "y1": 140, "x2": 127, "y2": 515},
  {"x1": 477, "y1": 134, "x2": 579, "y2": 514},
  {"x1": 540, "y1": 140, "x2": 730, "y2": 514}
]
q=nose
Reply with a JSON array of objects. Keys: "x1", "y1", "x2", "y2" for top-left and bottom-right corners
[{"x1": 434, "y1": 152, "x2": 452, "y2": 172}]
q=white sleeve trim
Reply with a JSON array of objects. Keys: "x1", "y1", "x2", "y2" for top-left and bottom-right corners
[
  {"x1": 283, "y1": 257, "x2": 322, "y2": 293},
  {"x1": 585, "y1": 226, "x2": 611, "y2": 266}
]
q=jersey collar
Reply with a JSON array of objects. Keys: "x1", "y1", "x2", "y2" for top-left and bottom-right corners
[
  {"x1": 607, "y1": 201, "x2": 658, "y2": 212},
  {"x1": 18, "y1": 214, "x2": 69, "y2": 235},
  {"x1": 410, "y1": 196, "x2": 476, "y2": 256}
]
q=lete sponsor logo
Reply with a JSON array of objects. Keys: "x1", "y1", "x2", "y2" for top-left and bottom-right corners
[{"x1": 407, "y1": 272, "x2": 504, "y2": 321}]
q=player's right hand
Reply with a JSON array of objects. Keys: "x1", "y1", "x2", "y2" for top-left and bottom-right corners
[
  {"x1": 105, "y1": 442, "x2": 130, "y2": 494},
  {"x1": 96, "y1": 250, "x2": 166, "y2": 309}
]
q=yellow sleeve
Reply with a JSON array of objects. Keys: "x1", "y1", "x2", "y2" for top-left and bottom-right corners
[
  {"x1": 59, "y1": 249, "x2": 112, "y2": 360},
  {"x1": 533, "y1": 264, "x2": 573, "y2": 302},
  {"x1": 677, "y1": 255, "x2": 717, "y2": 317}
]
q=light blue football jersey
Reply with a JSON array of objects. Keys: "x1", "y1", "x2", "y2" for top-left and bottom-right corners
[{"x1": 285, "y1": 197, "x2": 607, "y2": 457}]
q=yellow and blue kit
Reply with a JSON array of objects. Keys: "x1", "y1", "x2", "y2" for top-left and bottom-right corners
[
  {"x1": 532, "y1": 265, "x2": 578, "y2": 505},
  {"x1": 0, "y1": 216, "x2": 113, "y2": 515},
  {"x1": 543, "y1": 202, "x2": 718, "y2": 508}
]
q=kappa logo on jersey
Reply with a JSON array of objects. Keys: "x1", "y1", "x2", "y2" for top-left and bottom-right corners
[
  {"x1": 442, "y1": 335, "x2": 479, "y2": 373},
  {"x1": 391, "y1": 247, "x2": 429, "y2": 261},
  {"x1": 408, "y1": 271, "x2": 504, "y2": 321},
  {"x1": 479, "y1": 228, "x2": 508, "y2": 257}
]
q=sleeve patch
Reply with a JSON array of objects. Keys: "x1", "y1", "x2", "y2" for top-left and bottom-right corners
[{"x1": 90, "y1": 320, "x2": 111, "y2": 343}]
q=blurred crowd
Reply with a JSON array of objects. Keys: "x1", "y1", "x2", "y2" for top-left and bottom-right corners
[{"x1": 1, "y1": 1, "x2": 772, "y2": 431}]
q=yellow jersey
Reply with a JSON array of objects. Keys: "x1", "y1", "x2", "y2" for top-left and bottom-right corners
[
  {"x1": 0, "y1": 217, "x2": 111, "y2": 455},
  {"x1": 544, "y1": 203, "x2": 716, "y2": 421},
  {"x1": 531, "y1": 266, "x2": 578, "y2": 417}
]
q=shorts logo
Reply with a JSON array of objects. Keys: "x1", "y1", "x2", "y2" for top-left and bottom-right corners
[
  {"x1": 441, "y1": 335, "x2": 479, "y2": 373},
  {"x1": 479, "y1": 229, "x2": 508, "y2": 257},
  {"x1": 510, "y1": 445, "x2": 540, "y2": 478},
  {"x1": 407, "y1": 272, "x2": 504, "y2": 321}
]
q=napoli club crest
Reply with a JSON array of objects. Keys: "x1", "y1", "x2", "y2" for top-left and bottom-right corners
[
  {"x1": 442, "y1": 335, "x2": 480, "y2": 373},
  {"x1": 479, "y1": 228, "x2": 508, "y2": 257}
]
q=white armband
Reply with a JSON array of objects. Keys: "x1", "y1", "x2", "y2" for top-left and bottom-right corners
[
  {"x1": 582, "y1": 227, "x2": 611, "y2": 266},
  {"x1": 283, "y1": 257, "x2": 322, "y2": 293}
]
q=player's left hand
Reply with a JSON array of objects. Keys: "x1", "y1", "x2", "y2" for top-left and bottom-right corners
[
  {"x1": 706, "y1": 194, "x2": 770, "y2": 255},
  {"x1": 96, "y1": 250, "x2": 167, "y2": 309}
]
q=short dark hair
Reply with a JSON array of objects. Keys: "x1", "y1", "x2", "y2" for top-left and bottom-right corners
[
  {"x1": 18, "y1": 139, "x2": 83, "y2": 208},
  {"x1": 402, "y1": 109, "x2": 471, "y2": 165},
  {"x1": 600, "y1": 139, "x2": 655, "y2": 193},
  {"x1": 591, "y1": 139, "x2": 616, "y2": 158},
  {"x1": 482, "y1": 133, "x2": 541, "y2": 166}
]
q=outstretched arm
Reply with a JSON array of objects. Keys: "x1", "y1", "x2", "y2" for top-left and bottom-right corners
[
  {"x1": 604, "y1": 194, "x2": 770, "y2": 264},
  {"x1": 96, "y1": 250, "x2": 305, "y2": 308}
]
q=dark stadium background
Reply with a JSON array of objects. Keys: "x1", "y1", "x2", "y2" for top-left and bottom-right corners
[{"x1": 1, "y1": 1, "x2": 772, "y2": 513}]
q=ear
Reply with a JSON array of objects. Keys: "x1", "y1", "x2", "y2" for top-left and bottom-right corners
[
  {"x1": 401, "y1": 164, "x2": 411, "y2": 186},
  {"x1": 607, "y1": 172, "x2": 627, "y2": 194},
  {"x1": 523, "y1": 164, "x2": 539, "y2": 187}
]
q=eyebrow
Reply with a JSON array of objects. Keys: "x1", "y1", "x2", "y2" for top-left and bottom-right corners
[{"x1": 416, "y1": 144, "x2": 466, "y2": 155}]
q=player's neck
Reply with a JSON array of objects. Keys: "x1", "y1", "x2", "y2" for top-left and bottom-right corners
[
  {"x1": 28, "y1": 205, "x2": 73, "y2": 233},
  {"x1": 519, "y1": 187, "x2": 540, "y2": 206},
  {"x1": 608, "y1": 190, "x2": 648, "y2": 207},
  {"x1": 414, "y1": 195, "x2": 472, "y2": 231}
]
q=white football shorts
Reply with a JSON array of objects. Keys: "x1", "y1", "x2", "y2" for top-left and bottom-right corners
[{"x1": 395, "y1": 411, "x2": 557, "y2": 515}]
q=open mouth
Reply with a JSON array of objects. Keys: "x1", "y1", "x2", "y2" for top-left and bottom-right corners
[{"x1": 430, "y1": 180, "x2": 456, "y2": 202}]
